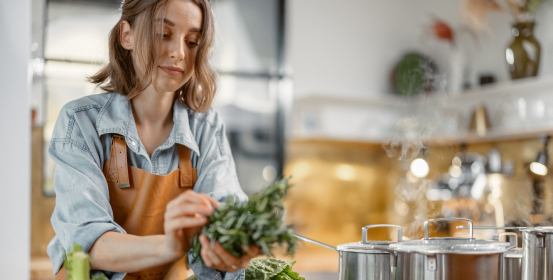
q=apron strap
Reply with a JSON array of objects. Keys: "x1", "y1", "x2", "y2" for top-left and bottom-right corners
[
  {"x1": 178, "y1": 145, "x2": 195, "y2": 188},
  {"x1": 108, "y1": 135, "x2": 130, "y2": 189}
]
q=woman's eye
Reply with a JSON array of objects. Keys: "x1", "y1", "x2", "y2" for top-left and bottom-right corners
[
  {"x1": 157, "y1": 33, "x2": 169, "y2": 39},
  {"x1": 188, "y1": 41, "x2": 199, "y2": 47}
]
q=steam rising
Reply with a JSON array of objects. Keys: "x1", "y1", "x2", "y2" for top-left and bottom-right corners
[{"x1": 383, "y1": 56, "x2": 452, "y2": 238}]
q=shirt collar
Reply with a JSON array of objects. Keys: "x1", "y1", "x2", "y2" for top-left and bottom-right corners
[{"x1": 97, "y1": 93, "x2": 200, "y2": 156}]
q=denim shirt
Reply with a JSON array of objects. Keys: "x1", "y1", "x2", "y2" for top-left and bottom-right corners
[{"x1": 47, "y1": 93, "x2": 248, "y2": 280}]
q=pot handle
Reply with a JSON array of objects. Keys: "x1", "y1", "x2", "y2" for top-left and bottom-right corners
[
  {"x1": 362, "y1": 224, "x2": 403, "y2": 244},
  {"x1": 292, "y1": 234, "x2": 338, "y2": 252},
  {"x1": 498, "y1": 232, "x2": 518, "y2": 247},
  {"x1": 424, "y1": 218, "x2": 473, "y2": 239}
]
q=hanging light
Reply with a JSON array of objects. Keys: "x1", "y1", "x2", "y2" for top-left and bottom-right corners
[
  {"x1": 530, "y1": 156, "x2": 548, "y2": 176},
  {"x1": 530, "y1": 136, "x2": 549, "y2": 176},
  {"x1": 410, "y1": 158, "x2": 429, "y2": 178}
]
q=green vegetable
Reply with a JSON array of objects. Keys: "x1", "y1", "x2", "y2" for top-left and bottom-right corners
[
  {"x1": 186, "y1": 258, "x2": 305, "y2": 280},
  {"x1": 246, "y1": 258, "x2": 304, "y2": 280},
  {"x1": 191, "y1": 178, "x2": 297, "y2": 264},
  {"x1": 91, "y1": 273, "x2": 109, "y2": 280},
  {"x1": 64, "y1": 244, "x2": 90, "y2": 280},
  {"x1": 63, "y1": 243, "x2": 109, "y2": 280}
]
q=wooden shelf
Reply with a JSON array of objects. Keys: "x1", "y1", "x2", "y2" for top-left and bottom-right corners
[
  {"x1": 292, "y1": 75, "x2": 553, "y2": 145},
  {"x1": 294, "y1": 74, "x2": 553, "y2": 106},
  {"x1": 426, "y1": 128, "x2": 553, "y2": 145}
]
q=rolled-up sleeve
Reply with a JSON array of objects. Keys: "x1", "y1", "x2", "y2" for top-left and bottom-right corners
[
  {"x1": 193, "y1": 122, "x2": 247, "y2": 205},
  {"x1": 47, "y1": 105, "x2": 126, "y2": 279},
  {"x1": 189, "y1": 115, "x2": 247, "y2": 280}
]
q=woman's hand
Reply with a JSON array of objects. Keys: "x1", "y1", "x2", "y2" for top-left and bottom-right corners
[
  {"x1": 162, "y1": 190, "x2": 219, "y2": 261},
  {"x1": 199, "y1": 235, "x2": 261, "y2": 273}
]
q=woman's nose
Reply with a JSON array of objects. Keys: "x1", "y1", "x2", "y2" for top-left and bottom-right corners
[{"x1": 170, "y1": 40, "x2": 185, "y2": 60}]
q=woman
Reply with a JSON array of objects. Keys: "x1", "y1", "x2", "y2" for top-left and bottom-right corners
[{"x1": 48, "y1": 0, "x2": 259, "y2": 279}]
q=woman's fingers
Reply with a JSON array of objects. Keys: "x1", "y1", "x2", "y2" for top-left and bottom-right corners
[
  {"x1": 244, "y1": 245, "x2": 260, "y2": 258},
  {"x1": 165, "y1": 191, "x2": 217, "y2": 221},
  {"x1": 239, "y1": 245, "x2": 260, "y2": 268},
  {"x1": 198, "y1": 235, "x2": 261, "y2": 271},
  {"x1": 200, "y1": 236, "x2": 243, "y2": 273},
  {"x1": 212, "y1": 241, "x2": 242, "y2": 271},
  {"x1": 200, "y1": 237, "x2": 213, "y2": 268},
  {"x1": 206, "y1": 195, "x2": 220, "y2": 208},
  {"x1": 168, "y1": 190, "x2": 214, "y2": 211},
  {"x1": 165, "y1": 203, "x2": 213, "y2": 219},
  {"x1": 200, "y1": 235, "x2": 229, "y2": 271},
  {"x1": 165, "y1": 216, "x2": 206, "y2": 233}
]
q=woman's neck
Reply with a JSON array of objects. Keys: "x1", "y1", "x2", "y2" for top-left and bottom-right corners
[
  {"x1": 131, "y1": 85, "x2": 175, "y2": 128},
  {"x1": 130, "y1": 85, "x2": 176, "y2": 157}
]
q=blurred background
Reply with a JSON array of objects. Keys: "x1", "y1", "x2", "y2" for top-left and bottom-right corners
[{"x1": 2, "y1": 0, "x2": 553, "y2": 279}]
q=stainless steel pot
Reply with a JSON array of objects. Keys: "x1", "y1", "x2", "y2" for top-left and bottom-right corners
[
  {"x1": 294, "y1": 224, "x2": 403, "y2": 280},
  {"x1": 521, "y1": 226, "x2": 553, "y2": 280},
  {"x1": 390, "y1": 218, "x2": 511, "y2": 280},
  {"x1": 499, "y1": 232, "x2": 522, "y2": 280},
  {"x1": 505, "y1": 250, "x2": 522, "y2": 280},
  {"x1": 456, "y1": 226, "x2": 523, "y2": 280}
]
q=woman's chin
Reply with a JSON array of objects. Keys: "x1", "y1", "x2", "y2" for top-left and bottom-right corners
[{"x1": 153, "y1": 81, "x2": 185, "y2": 94}]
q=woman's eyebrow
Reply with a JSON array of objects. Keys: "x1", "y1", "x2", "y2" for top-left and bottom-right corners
[
  {"x1": 189, "y1": 27, "x2": 202, "y2": 34},
  {"x1": 162, "y1": 18, "x2": 175, "y2": 27}
]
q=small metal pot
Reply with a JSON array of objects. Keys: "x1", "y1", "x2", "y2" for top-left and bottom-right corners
[
  {"x1": 521, "y1": 226, "x2": 553, "y2": 280},
  {"x1": 500, "y1": 232, "x2": 522, "y2": 280},
  {"x1": 294, "y1": 224, "x2": 403, "y2": 280},
  {"x1": 390, "y1": 218, "x2": 511, "y2": 280},
  {"x1": 505, "y1": 250, "x2": 522, "y2": 280}
]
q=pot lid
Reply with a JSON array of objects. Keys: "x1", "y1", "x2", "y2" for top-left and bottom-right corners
[
  {"x1": 337, "y1": 241, "x2": 395, "y2": 253},
  {"x1": 535, "y1": 226, "x2": 553, "y2": 233},
  {"x1": 389, "y1": 238, "x2": 510, "y2": 254},
  {"x1": 337, "y1": 224, "x2": 402, "y2": 253},
  {"x1": 390, "y1": 218, "x2": 510, "y2": 254}
]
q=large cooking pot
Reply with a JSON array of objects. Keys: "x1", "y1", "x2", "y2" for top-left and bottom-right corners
[
  {"x1": 455, "y1": 226, "x2": 524, "y2": 280},
  {"x1": 389, "y1": 218, "x2": 511, "y2": 280},
  {"x1": 294, "y1": 224, "x2": 403, "y2": 280},
  {"x1": 521, "y1": 226, "x2": 553, "y2": 280}
]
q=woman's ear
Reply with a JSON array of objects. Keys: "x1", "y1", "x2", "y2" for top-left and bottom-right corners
[{"x1": 120, "y1": 20, "x2": 134, "y2": 50}]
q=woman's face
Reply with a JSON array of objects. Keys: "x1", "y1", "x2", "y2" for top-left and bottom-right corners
[{"x1": 152, "y1": 0, "x2": 203, "y2": 93}]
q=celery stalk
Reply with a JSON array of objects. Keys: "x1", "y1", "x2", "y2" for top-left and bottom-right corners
[{"x1": 70, "y1": 251, "x2": 90, "y2": 280}]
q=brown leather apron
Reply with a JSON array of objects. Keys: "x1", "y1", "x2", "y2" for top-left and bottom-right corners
[{"x1": 55, "y1": 135, "x2": 197, "y2": 280}]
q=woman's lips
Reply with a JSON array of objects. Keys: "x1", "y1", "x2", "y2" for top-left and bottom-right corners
[{"x1": 159, "y1": 66, "x2": 184, "y2": 76}]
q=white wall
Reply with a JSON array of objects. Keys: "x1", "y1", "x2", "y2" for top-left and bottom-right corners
[
  {"x1": 289, "y1": 0, "x2": 553, "y2": 98},
  {"x1": 0, "y1": 1, "x2": 31, "y2": 278}
]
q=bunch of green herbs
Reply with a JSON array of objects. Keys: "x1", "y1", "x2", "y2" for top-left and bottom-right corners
[{"x1": 191, "y1": 178, "x2": 297, "y2": 263}]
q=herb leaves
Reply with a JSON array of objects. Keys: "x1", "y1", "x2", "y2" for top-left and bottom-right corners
[{"x1": 191, "y1": 178, "x2": 297, "y2": 263}]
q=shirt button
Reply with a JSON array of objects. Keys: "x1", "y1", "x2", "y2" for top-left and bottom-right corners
[{"x1": 131, "y1": 141, "x2": 136, "y2": 146}]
